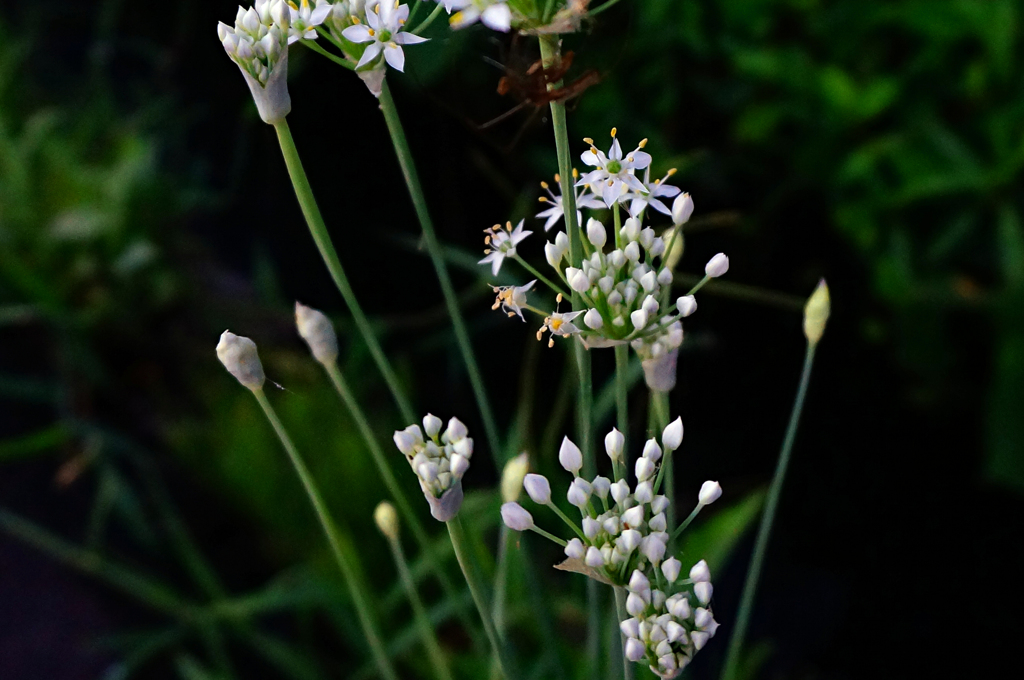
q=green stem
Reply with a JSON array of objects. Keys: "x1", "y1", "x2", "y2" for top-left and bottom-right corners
[
  {"x1": 720, "y1": 343, "x2": 818, "y2": 680},
  {"x1": 273, "y1": 119, "x2": 415, "y2": 425},
  {"x1": 303, "y1": 39, "x2": 354, "y2": 70},
  {"x1": 649, "y1": 390, "x2": 674, "y2": 532},
  {"x1": 612, "y1": 587, "x2": 636, "y2": 680},
  {"x1": 323, "y1": 361, "x2": 486, "y2": 652},
  {"x1": 687, "y1": 274, "x2": 711, "y2": 296},
  {"x1": 252, "y1": 389, "x2": 399, "y2": 680},
  {"x1": 613, "y1": 345, "x2": 629, "y2": 478},
  {"x1": 389, "y1": 537, "x2": 455, "y2": 680},
  {"x1": 515, "y1": 255, "x2": 571, "y2": 298},
  {"x1": 529, "y1": 525, "x2": 568, "y2": 546},
  {"x1": 412, "y1": 1, "x2": 446, "y2": 34},
  {"x1": 538, "y1": 32, "x2": 599, "y2": 676},
  {"x1": 670, "y1": 504, "x2": 702, "y2": 542},
  {"x1": 446, "y1": 516, "x2": 519, "y2": 680},
  {"x1": 378, "y1": 80, "x2": 503, "y2": 464}
]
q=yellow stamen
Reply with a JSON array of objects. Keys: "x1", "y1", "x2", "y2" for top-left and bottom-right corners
[
  {"x1": 572, "y1": 168, "x2": 579, "y2": 179},
  {"x1": 538, "y1": 197, "x2": 549, "y2": 203},
  {"x1": 639, "y1": 138, "x2": 648, "y2": 148},
  {"x1": 583, "y1": 137, "x2": 594, "y2": 145},
  {"x1": 554, "y1": 173, "x2": 561, "y2": 183},
  {"x1": 667, "y1": 168, "x2": 677, "y2": 175},
  {"x1": 368, "y1": 27, "x2": 375, "y2": 36},
  {"x1": 610, "y1": 127, "x2": 617, "y2": 137},
  {"x1": 540, "y1": 180, "x2": 549, "y2": 189}
]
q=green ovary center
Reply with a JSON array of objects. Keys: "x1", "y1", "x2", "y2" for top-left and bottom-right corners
[
  {"x1": 379, "y1": 29, "x2": 392, "y2": 42},
  {"x1": 606, "y1": 160, "x2": 622, "y2": 174}
]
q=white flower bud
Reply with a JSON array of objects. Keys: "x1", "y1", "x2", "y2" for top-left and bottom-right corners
[
  {"x1": 698, "y1": 481, "x2": 722, "y2": 506},
  {"x1": 584, "y1": 546, "x2": 605, "y2": 567},
  {"x1": 649, "y1": 623, "x2": 668, "y2": 643},
  {"x1": 694, "y1": 582, "x2": 713, "y2": 605},
  {"x1": 592, "y1": 476, "x2": 611, "y2": 499},
  {"x1": 605, "y1": 428, "x2": 625, "y2": 461},
  {"x1": 545, "y1": 241, "x2": 564, "y2": 268},
  {"x1": 523, "y1": 473, "x2": 551, "y2": 504},
  {"x1": 630, "y1": 308, "x2": 649, "y2": 330},
  {"x1": 634, "y1": 481, "x2": 653, "y2": 504},
  {"x1": 648, "y1": 512, "x2": 667, "y2": 532},
  {"x1": 621, "y1": 505, "x2": 645, "y2": 529},
  {"x1": 373, "y1": 501, "x2": 400, "y2": 541},
  {"x1": 662, "y1": 417, "x2": 684, "y2": 451},
  {"x1": 691, "y1": 630, "x2": 710, "y2": 651},
  {"x1": 635, "y1": 457, "x2": 656, "y2": 482},
  {"x1": 689, "y1": 559, "x2": 711, "y2": 583},
  {"x1": 422, "y1": 413, "x2": 443, "y2": 438},
  {"x1": 642, "y1": 295, "x2": 659, "y2": 318},
  {"x1": 624, "y1": 241, "x2": 641, "y2": 262},
  {"x1": 662, "y1": 557, "x2": 682, "y2": 583},
  {"x1": 657, "y1": 268, "x2": 673, "y2": 286},
  {"x1": 620, "y1": 617, "x2": 640, "y2": 639},
  {"x1": 628, "y1": 569, "x2": 650, "y2": 594},
  {"x1": 500, "y1": 502, "x2": 534, "y2": 531},
  {"x1": 584, "y1": 308, "x2": 604, "y2": 330},
  {"x1": 216, "y1": 331, "x2": 265, "y2": 390},
  {"x1": 569, "y1": 268, "x2": 590, "y2": 293},
  {"x1": 672, "y1": 192, "x2": 694, "y2": 226},
  {"x1": 667, "y1": 594, "x2": 691, "y2": 619},
  {"x1": 558, "y1": 436, "x2": 583, "y2": 474},
  {"x1": 582, "y1": 517, "x2": 601, "y2": 540},
  {"x1": 640, "y1": 534, "x2": 666, "y2": 564},
  {"x1": 500, "y1": 452, "x2": 529, "y2": 503},
  {"x1": 445, "y1": 417, "x2": 468, "y2": 441},
  {"x1": 676, "y1": 295, "x2": 697, "y2": 317},
  {"x1": 651, "y1": 495, "x2": 669, "y2": 514},
  {"x1": 642, "y1": 438, "x2": 663, "y2": 462},
  {"x1": 624, "y1": 637, "x2": 646, "y2": 662},
  {"x1": 639, "y1": 227, "x2": 655, "y2": 250},
  {"x1": 621, "y1": 217, "x2": 641, "y2": 242},
  {"x1": 602, "y1": 516, "x2": 621, "y2": 535},
  {"x1": 564, "y1": 537, "x2": 585, "y2": 559},
  {"x1": 705, "y1": 253, "x2": 729, "y2": 278},
  {"x1": 619, "y1": 529, "x2": 641, "y2": 553},
  {"x1": 294, "y1": 302, "x2": 338, "y2": 366},
  {"x1": 393, "y1": 430, "x2": 416, "y2": 455},
  {"x1": 803, "y1": 278, "x2": 831, "y2": 345},
  {"x1": 626, "y1": 592, "x2": 647, "y2": 617},
  {"x1": 610, "y1": 480, "x2": 630, "y2": 505},
  {"x1": 586, "y1": 218, "x2": 607, "y2": 248},
  {"x1": 567, "y1": 478, "x2": 591, "y2": 508},
  {"x1": 666, "y1": 621, "x2": 687, "y2": 644},
  {"x1": 449, "y1": 454, "x2": 470, "y2": 479},
  {"x1": 608, "y1": 249, "x2": 626, "y2": 269},
  {"x1": 452, "y1": 437, "x2": 473, "y2": 458},
  {"x1": 694, "y1": 607, "x2": 714, "y2": 629},
  {"x1": 650, "y1": 237, "x2": 666, "y2": 258}
]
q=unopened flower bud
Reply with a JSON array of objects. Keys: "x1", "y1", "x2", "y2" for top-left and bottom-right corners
[
  {"x1": 619, "y1": 528, "x2": 641, "y2": 552},
  {"x1": 565, "y1": 537, "x2": 585, "y2": 559},
  {"x1": 689, "y1": 559, "x2": 711, "y2": 583},
  {"x1": 705, "y1": 253, "x2": 729, "y2": 278},
  {"x1": 605, "y1": 428, "x2": 625, "y2": 461},
  {"x1": 676, "y1": 295, "x2": 697, "y2": 317},
  {"x1": 662, "y1": 417, "x2": 684, "y2": 451},
  {"x1": 635, "y1": 457, "x2": 656, "y2": 482},
  {"x1": 694, "y1": 582, "x2": 713, "y2": 605},
  {"x1": 584, "y1": 308, "x2": 604, "y2": 330},
  {"x1": 662, "y1": 556, "x2": 682, "y2": 583},
  {"x1": 523, "y1": 473, "x2": 552, "y2": 504},
  {"x1": 568, "y1": 268, "x2": 590, "y2": 293},
  {"x1": 691, "y1": 630, "x2": 710, "y2": 651},
  {"x1": 586, "y1": 218, "x2": 607, "y2": 248},
  {"x1": 626, "y1": 592, "x2": 647, "y2": 617},
  {"x1": 803, "y1": 278, "x2": 830, "y2": 345},
  {"x1": 423, "y1": 413, "x2": 443, "y2": 438},
  {"x1": 585, "y1": 546, "x2": 605, "y2": 567},
  {"x1": 559, "y1": 436, "x2": 583, "y2": 474},
  {"x1": 640, "y1": 534, "x2": 666, "y2": 564},
  {"x1": 445, "y1": 417, "x2": 468, "y2": 441},
  {"x1": 672, "y1": 193, "x2": 694, "y2": 226},
  {"x1": 620, "y1": 617, "x2": 640, "y2": 639},
  {"x1": 698, "y1": 480, "x2": 722, "y2": 506},
  {"x1": 545, "y1": 242, "x2": 564, "y2": 268},
  {"x1": 624, "y1": 637, "x2": 645, "y2": 662},
  {"x1": 582, "y1": 516, "x2": 601, "y2": 540},
  {"x1": 216, "y1": 331, "x2": 265, "y2": 390},
  {"x1": 295, "y1": 302, "x2": 338, "y2": 366},
  {"x1": 567, "y1": 478, "x2": 591, "y2": 508},
  {"x1": 500, "y1": 452, "x2": 529, "y2": 503},
  {"x1": 500, "y1": 502, "x2": 534, "y2": 531},
  {"x1": 592, "y1": 476, "x2": 611, "y2": 499},
  {"x1": 630, "y1": 308, "x2": 649, "y2": 330},
  {"x1": 621, "y1": 505, "x2": 645, "y2": 529},
  {"x1": 449, "y1": 453, "x2": 469, "y2": 478},
  {"x1": 642, "y1": 438, "x2": 662, "y2": 462},
  {"x1": 374, "y1": 501, "x2": 400, "y2": 541}
]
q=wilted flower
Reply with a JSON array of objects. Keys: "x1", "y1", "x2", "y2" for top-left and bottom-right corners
[{"x1": 490, "y1": 280, "x2": 536, "y2": 321}]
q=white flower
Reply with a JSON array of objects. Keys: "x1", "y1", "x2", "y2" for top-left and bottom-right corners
[
  {"x1": 662, "y1": 417, "x2": 683, "y2": 451},
  {"x1": 523, "y1": 473, "x2": 552, "y2": 504},
  {"x1": 577, "y1": 129, "x2": 652, "y2": 208},
  {"x1": 705, "y1": 253, "x2": 729, "y2": 278},
  {"x1": 490, "y1": 279, "x2": 535, "y2": 321},
  {"x1": 538, "y1": 309, "x2": 584, "y2": 345},
  {"x1": 448, "y1": 0, "x2": 512, "y2": 32},
  {"x1": 342, "y1": 1, "x2": 428, "y2": 72},
  {"x1": 559, "y1": 436, "x2": 583, "y2": 473},
  {"x1": 628, "y1": 167, "x2": 681, "y2": 217},
  {"x1": 479, "y1": 220, "x2": 532, "y2": 276},
  {"x1": 287, "y1": 0, "x2": 333, "y2": 43},
  {"x1": 698, "y1": 481, "x2": 722, "y2": 506},
  {"x1": 536, "y1": 173, "x2": 605, "y2": 231},
  {"x1": 500, "y1": 502, "x2": 534, "y2": 531},
  {"x1": 216, "y1": 330, "x2": 265, "y2": 390},
  {"x1": 672, "y1": 192, "x2": 694, "y2": 226},
  {"x1": 217, "y1": 3, "x2": 293, "y2": 123}
]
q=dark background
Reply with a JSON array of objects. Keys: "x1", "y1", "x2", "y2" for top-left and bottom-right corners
[{"x1": 1, "y1": 0, "x2": 1022, "y2": 678}]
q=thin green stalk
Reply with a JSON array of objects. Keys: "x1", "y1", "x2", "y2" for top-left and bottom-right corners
[
  {"x1": 303, "y1": 39, "x2": 354, "y2": 70},
  {"x1": 614, "y1": 345, "x2": 629, "y2": 479},
  {"x1": 538, "y1": 32, "x2": 599, "y2": 676},
  {"x1": 649, "y1": 390, "x2": 674, "y2": 532},
  {"x1": 378, "y1": 80, "x2": 503, "y2": 463},
  {"x1": 687, "y1": 274, "x2": 711, "y2": 296},
  {"x1": 612, "y1": 587, "x2": 636, "y2": 680},
  {"x1": 514, "y1": 255, "x2": 571, "y2": 298},
  {"x1": 589, "y1": 0, "x2": 627, "y2": 17},
  {"x1": 273, "y1": 118, "x2": 415, "y2": 425},
  {"x1": 412, "y1": 1, "x2": 446, "y2": 34},
  {"x1": 388, "y1": 537, "x2": 455, "y2": 680},
  {"x1": 446, "y1": 516, "x2": 519, "y2": 680},
  {"x1": 720, "y1": 343, "x2": 818, "y2": 680},
  {"x1": 252, "y1": 389, "x2": 399, "y2": 680},
  {"x1": 323, "y1": 361, "x2": 486, "y2": 651}
]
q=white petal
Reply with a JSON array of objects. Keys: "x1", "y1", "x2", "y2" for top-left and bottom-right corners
[
  {"x1": 384, "y1": 43, "x2": 405, "y2": 71},
  {"x1": 481, "y1": 4, "x2": 512, "y2": 32},
  {"x1": 342, "y1": 24, "x2": 373, "y2": 43},
  {"x1": 395, "y1": 31, "x2": 429, "y2": 45},
  {"x1": 356, "y1": 40, "x2": 383, "y2": 68}
]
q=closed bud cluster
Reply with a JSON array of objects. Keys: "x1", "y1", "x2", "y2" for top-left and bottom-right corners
[
  {"x1": 619, "y1": 564, "x2": 720, "y2": 678},
  {"x1": 393, "y1": 415, "x2": 473, "y2": 521}
]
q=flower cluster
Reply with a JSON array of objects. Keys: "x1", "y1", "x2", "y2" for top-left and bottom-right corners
[
  {"x1": 621, "y1": 561, "x2": 720, "y2": 678},
  {"x1": 393, "y1": 415, "x2": 473, "y2": 521}
]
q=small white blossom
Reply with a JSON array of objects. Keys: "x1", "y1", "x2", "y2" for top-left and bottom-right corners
[
  {"x1": 578, "y1": 129, "x2": 652, "y2": 208},
  {"x1": 342, "y1": 1, "x2": 428, "y2": 72},
  {"x1": 629, "y1": 167, "x2": 682, "y2": 217},
  {"x1": 536, "y1": 173, "x2": 605, "y2": 231},
  {"x1": 479, "y1": 220, "x2": 532, "y2": 276},
  {"x1": 490, "y1": 279, "x2": 535, "y2": 321},
  {"x1": 448, "y1": 0, "x2": 512, "y2": 32},
  {"x1": 288, "y1": 0, "x2": 333, "y2": 42}
]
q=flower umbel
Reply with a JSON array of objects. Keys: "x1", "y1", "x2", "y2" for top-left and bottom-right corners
[{"x1": 393, "y1": 414, "x2": 473, "y2": 521}]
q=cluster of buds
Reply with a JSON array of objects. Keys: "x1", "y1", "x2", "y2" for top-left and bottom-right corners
[
  {"x1": 393, "y1": 415, "x2": 473, "y2": 521},
  {"x1": 621, "y1": 561, "x2": 720, "y2": 678},
  {"x1": 217, "y1": 1, "x2": 331, "y2": 123}
]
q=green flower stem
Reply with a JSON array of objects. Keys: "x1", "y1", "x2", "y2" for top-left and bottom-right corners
[
  {"x1": 649, "y1": 390, "x2": 674, "y2": 531},
  {"x1": 589, "y1": 0, "x2": 627, "y2": 17},
  {"x1": 514, "y1": 255, "x2": 570, "y2": 299},
  {"x1": 670, "y1": 504, "x2": 702, "y2": 542},
  {"x1": 546, "y1": 501, "x2": 586, "y2": 541},
  {"x1": 378, "y1": 80, "x2": 503, "y2": 464},
  {"x1": 720, "y1": 342, "x2": 818, "y2": 680},
  {"x1": 387, "y1": 536, "x2": 455, "y2": 680},
  {"x1": 273, "y1": 119, "x2": 415, "y2": 425},
  {"x1": 612, "y1": 587, "x2": 636, "y2": 680},
  {"x1": 322, "y1": 361, "x2": 487, "y2": 653},
  {"x1": 412, "y1": 1, "x2": 446, "y2": 34},
  {"x1": 303, "y1": 39, "x2": 354, "y2": 70},
  {"x1": 538, "y1": 32, "x2": 599, "y2": 675},
  {"x1": 614, "y1": 344, "x2": 629, "y2": 479},
  {"x1": 529, "y1": 525, "x2": 569, "y2": 547},
  {"x1": 446, "y1": 516, "x2": 519, "y2": 680},
  {"x1": 252, "y1": 388, "x2": 399, "y2": 680},
  {"x1": 687, "y1": 274, "x2": 711, "y2": 295}
]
